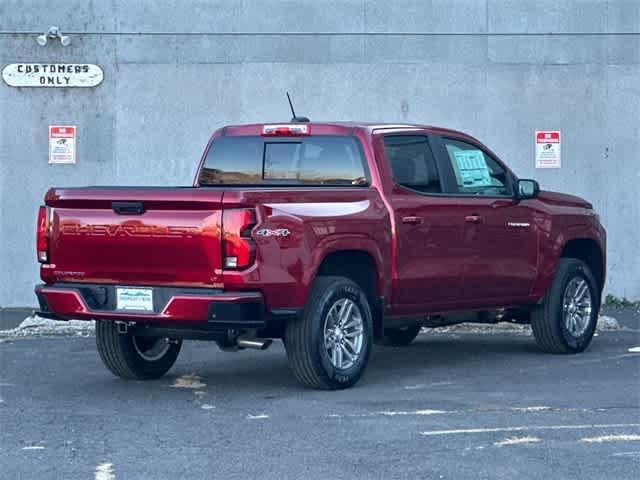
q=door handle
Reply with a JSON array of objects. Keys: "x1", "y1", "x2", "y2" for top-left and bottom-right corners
[
  {"x1": 402, "y1": 215, "x2": 423, "y2": 225},
  {"x1": 465, "y1": 215, "x2": 483, "y2": 224}
]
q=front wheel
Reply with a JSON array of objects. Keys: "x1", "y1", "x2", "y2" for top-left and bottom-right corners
[
  {"x1": 531, "y1": 258, "x2": 600, "y2": 353},
  {"x1": 284, "y1": 276, "x2": 373, "y2": 389},
  {"x1": 96, "y1": 320, "x2": 182, "y2": 380}
]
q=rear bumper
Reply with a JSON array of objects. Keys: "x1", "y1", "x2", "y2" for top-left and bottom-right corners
[{"x1": 34, "y1": 283, "x2": 265, "y2": 329}]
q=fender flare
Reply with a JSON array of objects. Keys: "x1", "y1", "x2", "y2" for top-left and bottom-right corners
[
  {"x1": 302, "y1": 234, "x2": 390, "y2": 303},
  {"x1": 531, "y1": 223, "x2": 606, "y2": 299}
]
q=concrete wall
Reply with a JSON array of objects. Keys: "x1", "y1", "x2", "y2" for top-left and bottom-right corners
[{"x1": 1, "y1": 0, "x2": 639, "y2": 313}]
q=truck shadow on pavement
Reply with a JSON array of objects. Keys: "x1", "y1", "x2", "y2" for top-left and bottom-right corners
[{"x1": 151, "y1": 332, "x2": 599, "y2": 392}]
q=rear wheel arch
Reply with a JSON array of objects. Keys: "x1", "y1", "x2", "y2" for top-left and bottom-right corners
[{"x1": 313, "y1": 249, "x2": 383, "y2": 339}]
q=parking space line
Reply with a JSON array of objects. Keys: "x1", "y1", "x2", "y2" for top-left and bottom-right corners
[
  {"x1": 612, "y1": 451, "x2": 640, "y2": 457},
  {"x1": 494, "y1": 436, "x2": 541, "y2": 446},
  {"x1": 95, "y1": 463, "x2": 115, "y2": 480},
  {"x1": 580, "y1": 434, "x2": 640, "y2": 443},
  {"x1": 326, "y1": 405, "x2": 621, "y2": 420},
  {"x1": 420, "y1": 423, "x2": 640, "y2": 436},
  {"x1": 377, "y1": 409, "x2": 447, "y2": 416},
  {"x1": 247, "y1": 414, "x2": 269, "y2": 420}
]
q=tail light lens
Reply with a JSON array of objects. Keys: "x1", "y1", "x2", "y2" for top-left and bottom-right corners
[
  {"x1": 36, "y1": 205, "x2": 50, "y2": 263},
  {"x1": 222, "y1": 209, "x2": 257, "y2": 270}
]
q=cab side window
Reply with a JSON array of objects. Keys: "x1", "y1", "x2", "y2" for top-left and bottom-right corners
[
  {"x1": 442, "y1": 138, "x2": 513, "y2": 197},
  {"x1": 384, "y1": 135, "x2": 441, "y2": 194}
]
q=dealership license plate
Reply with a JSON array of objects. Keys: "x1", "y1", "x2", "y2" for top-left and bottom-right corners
[{"x1": 116, "y1": 287, "x2": 153, "y2": 312}]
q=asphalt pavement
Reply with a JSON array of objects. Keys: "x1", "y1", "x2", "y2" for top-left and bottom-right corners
[{"x1": 1, "y1": 310, "x2": 639, "y2": 479}]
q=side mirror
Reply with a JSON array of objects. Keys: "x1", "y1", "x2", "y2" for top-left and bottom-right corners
[{"x1": 517, "y1": 179, "x2": 539, "y2": 199}]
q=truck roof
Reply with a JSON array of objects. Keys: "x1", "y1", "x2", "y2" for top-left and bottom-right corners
[{"x1": 220, "y1": 121, "x2": 473, "y2": 139}]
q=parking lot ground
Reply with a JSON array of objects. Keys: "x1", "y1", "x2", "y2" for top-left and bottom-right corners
[{"x1": 1, "y1": 312, "x2": 639, "y2": 479}]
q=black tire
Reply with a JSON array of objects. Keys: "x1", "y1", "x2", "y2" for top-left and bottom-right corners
[
  {"x1": 383, "y1": 325, "x2": 422, "y2": 346},
  {"x1": 284, "y1": 276, "x2": 373, "y2": 390},
  {"x1": 531, "y1": 258, "x2": 600, "y2": 354},
  {"x1": 95, "y1": 320, "x2": 182, "y2": 380}
]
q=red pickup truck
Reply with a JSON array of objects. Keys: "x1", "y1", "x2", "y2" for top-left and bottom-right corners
[{"x1": 35, "y1": 122, "x2": 606, "y2": 389}]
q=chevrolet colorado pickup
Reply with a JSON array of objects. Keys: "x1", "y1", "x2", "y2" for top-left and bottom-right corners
[{"x1": 35, "y1": 121, "x2": 606, "y2": 389}]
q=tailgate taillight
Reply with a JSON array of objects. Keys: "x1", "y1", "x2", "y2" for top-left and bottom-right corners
[
  {"x1": 222, "y1": 209, "x2": 257, "y2": 269},
  {"x1": 36, "y1": 205, "x2": 50, "y2": 263}
]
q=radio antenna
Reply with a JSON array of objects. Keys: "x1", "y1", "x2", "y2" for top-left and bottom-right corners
[
  {"x1": 286, "y1": 92, "x2": 310, "y2": 123},
  {"x1": 286, "y1": 92, "x2": 297, "y2": 119}
]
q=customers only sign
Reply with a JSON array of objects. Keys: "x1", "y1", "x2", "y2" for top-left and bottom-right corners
[
  {"x1": 535, "y1": 131, "x2": 561, "y2": 168},
  {"x1": 2, "y1": 63, "x2": 103, "y2": 87}
]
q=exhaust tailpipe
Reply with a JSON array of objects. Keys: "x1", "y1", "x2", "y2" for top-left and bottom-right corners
[{"x1": 237, "y1": 337, "x2": 273, "y2": 350}]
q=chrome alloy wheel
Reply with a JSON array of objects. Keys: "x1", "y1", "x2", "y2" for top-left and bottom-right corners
[
  {"x1": 133, "y1": 336, "x2": 171, "y2": 361},
  {"x1": 323, "y1": 298, "x2": 364, "y2": 370},
  {"x1": 562, "y1": 277, "x2": 593, "y2": 337}
]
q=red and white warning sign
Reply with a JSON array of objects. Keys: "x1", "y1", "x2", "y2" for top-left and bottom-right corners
[
  {"x1": 49, "y1": 125, "x2": 76, "y2": 164},
  {"x1": 535, "y1": 130, "x2": 560, "y2": 168}
]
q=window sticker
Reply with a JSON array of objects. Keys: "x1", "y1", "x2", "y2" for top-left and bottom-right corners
[{"x1": 452, "y1": 150, "x2": 492, "y2": 188}]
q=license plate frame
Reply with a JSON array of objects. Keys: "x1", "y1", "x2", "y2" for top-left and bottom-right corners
[{"x1": 116, "y1": 287, "x2": 154, "y2": 312}]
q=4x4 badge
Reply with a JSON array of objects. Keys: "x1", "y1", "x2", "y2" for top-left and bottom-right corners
[{"x1": 255, "y1": 228, "x2": 290, "y2": 237}]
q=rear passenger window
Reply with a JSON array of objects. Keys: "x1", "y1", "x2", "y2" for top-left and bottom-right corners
[
  {"x1": 383, "y1": 135, "x2": 441, "y2": 193},
  {"x1": 199, "y1": 136, "x2": 368, "y2": 186}
]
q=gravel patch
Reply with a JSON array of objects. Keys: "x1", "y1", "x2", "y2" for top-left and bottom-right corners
[
  {"x1": 425, "y1": 315, "x2": 621, "y2": 335},
  {"x1": 0, "y1": 315, "x2": 94, "y2": 339},
  {"x1": 596, "y1": 315, "x2": 622, "y2": 331},
  {"x1": 0, "y1": 313, "x2": 622, "y2": 341}
]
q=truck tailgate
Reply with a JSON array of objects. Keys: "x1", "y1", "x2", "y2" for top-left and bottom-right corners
[{"x1": 43, "y1": 187, "x2": 223, "y2": 287}]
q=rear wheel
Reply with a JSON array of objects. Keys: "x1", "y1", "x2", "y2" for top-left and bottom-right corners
[
  {"x1": 383, "y1": 325, "x2": 421, "y2": 346},
  {"x1": 531, "y1": 258, "x2": 600, "y2": 353},
  {"x1": 284, "y1": 276, "x2": 373, "y2": 390},
  {"x1": 96, "y1": 321, "x2": 182, "y2": 380}
]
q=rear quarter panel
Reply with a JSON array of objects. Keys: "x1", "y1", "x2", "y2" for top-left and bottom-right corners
[{"x1": 221, "y1": 187, "x2": 390, "y2": 310}]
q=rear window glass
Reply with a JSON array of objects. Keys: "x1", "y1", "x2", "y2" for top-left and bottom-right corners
[{"x1": 198, "y1": 136, "x2": 368, "y2": 186}]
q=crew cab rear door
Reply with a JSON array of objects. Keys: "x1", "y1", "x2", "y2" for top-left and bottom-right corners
[
  {"x1": 377, "y1": 132, "x2": 468, "y2": 313},
  {"x1": 431, "y1": 135, "x2": 538, "y2": 302}
]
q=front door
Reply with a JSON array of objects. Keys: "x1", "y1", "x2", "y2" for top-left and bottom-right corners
[{"x1": 435, "y1": 136, "x2": 539, "y2": 302}]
